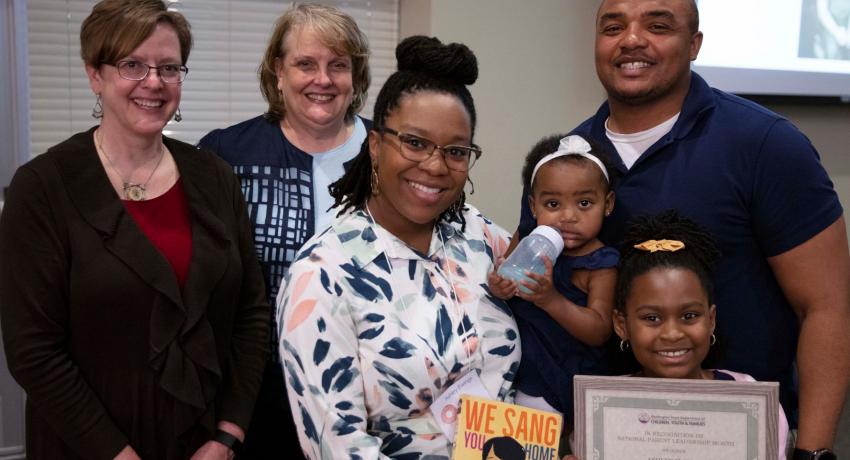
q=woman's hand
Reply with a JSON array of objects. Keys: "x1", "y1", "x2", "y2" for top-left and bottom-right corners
[
  {"x1": 113, "y1": 445, "x2": 141, "y2": 460},
  {"x1": 189, "y1": 440, "x2": 233, "y2": 460},
  {"x1": 518, "y1": 256, "x2": 558, "y2": 308},
  {"x1": 488, "y1": 257, "x2": 518, "y2": 299},
  {"x1": 190, "y1": 421, "x2": 243, "y2": 460}
]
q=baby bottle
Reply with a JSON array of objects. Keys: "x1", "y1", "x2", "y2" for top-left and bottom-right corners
[{"x1": 497, "y1": 225, "x2": 565, "y2": 294}]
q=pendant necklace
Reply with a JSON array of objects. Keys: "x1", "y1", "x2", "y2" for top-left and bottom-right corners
[{"x1": 95, "y1": 129, "x2": 165, "y2": 201}]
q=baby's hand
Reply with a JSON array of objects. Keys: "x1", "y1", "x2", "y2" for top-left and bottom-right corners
[
  {"x1": 518, "y1": 256, "x2": 557, "y2": 308},
  {"x1": 488, "y1": 258, "x2": 518, "y2": 300}
]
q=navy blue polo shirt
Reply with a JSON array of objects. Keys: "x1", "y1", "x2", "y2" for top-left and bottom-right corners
[{"x1": 519, "y1": 73, "x2": 843, "y2": 425}]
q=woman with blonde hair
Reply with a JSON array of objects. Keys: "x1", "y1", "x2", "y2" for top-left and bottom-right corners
[{"x1": 198, "y1": 3, "x2": 371, "y2": 456}]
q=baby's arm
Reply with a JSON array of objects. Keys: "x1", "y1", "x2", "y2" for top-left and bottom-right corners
[
  {"x1": 521, "y1": 260, "x2": 615, "y2": 347},
  {"x1": 488, "y1": 257, "x2": 518, "y2": 300}
]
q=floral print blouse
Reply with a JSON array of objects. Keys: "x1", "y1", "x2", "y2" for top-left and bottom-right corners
[{"x1": 278, "y1": 205, "x2": 521, "y2": 459}]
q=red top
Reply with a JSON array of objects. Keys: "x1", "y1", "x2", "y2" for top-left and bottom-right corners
[{"x1": 123, "y1": 179, "x2": 193, "y2": 288}]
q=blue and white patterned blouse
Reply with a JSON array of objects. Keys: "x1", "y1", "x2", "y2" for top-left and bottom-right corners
[{"x1": 278, "y1": 205, "x2": 521, "y2": 459}]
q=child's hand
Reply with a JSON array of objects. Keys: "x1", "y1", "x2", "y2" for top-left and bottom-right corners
[
  {"x1": 517, "y1": 256, "x2": 558, "y2": 308},
  {"x1": 488, "y1": 257, "x2": 518, "y2": 300}
]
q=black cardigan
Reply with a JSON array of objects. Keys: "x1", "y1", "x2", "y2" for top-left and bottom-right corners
[{"x1": 0, "y1": 128, "x2": 269, "y2": 459}]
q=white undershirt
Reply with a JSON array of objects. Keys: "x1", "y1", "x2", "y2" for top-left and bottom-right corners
[
  {"x1": 312, "y1": 117, "x2": 367, "y2": 232},
  {"x1": 605, "y1": 113, "x2": 679, "y2": 169}
]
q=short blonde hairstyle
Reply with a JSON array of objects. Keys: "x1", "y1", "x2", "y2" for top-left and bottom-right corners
[
  {"x1": 80, "y1": 0, "x2": 192, "y2": 68},
  {"x1": 259, "y1": 3, "x2": 370, "y2": 122}
]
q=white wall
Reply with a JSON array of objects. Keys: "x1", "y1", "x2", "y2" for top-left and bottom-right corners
[
  {"x1": 0, "y1": 0, "x2": 29, "y2": 206},
  {"x1": 0, "y1": 1, "x2": 28, "y2": 457}
]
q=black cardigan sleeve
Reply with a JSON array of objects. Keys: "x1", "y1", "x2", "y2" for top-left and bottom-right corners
[{"x1": 0, "y1": 163, "x2": 128, "y2": 459}]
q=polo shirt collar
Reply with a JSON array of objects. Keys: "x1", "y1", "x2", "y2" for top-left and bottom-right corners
[
  {"x1": 589, "y1": 71, "x2": 718, "y2": 172},
  {"x1": 333, "y1": 208, "x2": 466, "y2": 272},
  {"x1": 672, "y1": 72, "x2": 716, "y2": 140}
]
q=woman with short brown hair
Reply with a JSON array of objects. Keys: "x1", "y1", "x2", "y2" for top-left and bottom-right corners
[{"x1": 0, "y1": 1, "x2": 268, "y2": 458}]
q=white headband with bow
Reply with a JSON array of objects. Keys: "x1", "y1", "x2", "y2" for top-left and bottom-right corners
[{"x1": 529, "y1": 135, "x2": 610, "y2": 186}]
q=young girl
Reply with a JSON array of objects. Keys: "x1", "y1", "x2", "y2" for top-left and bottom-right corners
[
  {"x1": 488, "y1": 134, "x2": 617, "y2": 428},
  {"x1": 612, "y1": 210, "x2": 790, "y2": 459}
]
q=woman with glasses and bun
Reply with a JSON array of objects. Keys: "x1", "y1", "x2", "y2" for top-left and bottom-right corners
[
  {"x1": 277, "y1": 35, "x2": 520, "y2": 458},
  {"x1": 0, "y1": 1, "x2": 268, "y2": 459}
]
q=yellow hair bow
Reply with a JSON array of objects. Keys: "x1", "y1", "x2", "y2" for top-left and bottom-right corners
[{"x1": 633, "y1": 239, "x2": 685, "y2": 253}]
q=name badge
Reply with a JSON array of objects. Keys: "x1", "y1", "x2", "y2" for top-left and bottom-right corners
[{"x1": 430, "y1": 370, "x2": 492, "y2": 439}]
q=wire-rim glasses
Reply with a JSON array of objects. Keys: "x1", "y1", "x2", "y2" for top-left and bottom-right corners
[
  {"x1": 377, "y1": 127, "x2": 482, "y2": 172},
  {"x1": 110, "y1": 60, "x2": 189, "y2": 84}
]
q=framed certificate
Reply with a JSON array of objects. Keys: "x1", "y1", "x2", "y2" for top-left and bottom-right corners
[{"x1": 573, "y1": 375, "x2": 781, "y2": 460}]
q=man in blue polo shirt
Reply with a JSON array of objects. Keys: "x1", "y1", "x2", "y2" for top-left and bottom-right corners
[{"x1": 519, "y1": 0, "x2": 850, "y2": 457}]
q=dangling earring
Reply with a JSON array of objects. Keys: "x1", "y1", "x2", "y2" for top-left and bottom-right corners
[
  {"x1": 710, "y1": 334, "x2": 717, "y2": 346},
  {"x1": 370, "y1": 165, "x2": 380, "y2": 196},
  {"x1": 173, "y1": 107, "x2": 182, "y2": 122},
  {"x1": 619, "y1": 339, "x2": 630, "y2": 352},
  {"x1": 91, "y1": 95, "x2": 103, "y2": 119},
  {"x1": 466, "y1": 177, "x2": 475, "y2": 195}
]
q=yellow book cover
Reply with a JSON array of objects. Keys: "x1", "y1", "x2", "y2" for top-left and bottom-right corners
[{"x1": 452, "y1": 395, "x2": 562, "y2": 460}]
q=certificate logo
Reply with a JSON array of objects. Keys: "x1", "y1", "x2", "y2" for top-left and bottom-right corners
[{"x1": 638, "y1": 412, "x2": 651, "y2": 424}]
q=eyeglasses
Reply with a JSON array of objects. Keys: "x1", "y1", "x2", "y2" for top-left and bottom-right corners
[
  {"x1": 110, "y1": 60, "x2": 189, "y2": 84},
  {"x1": 377, "y1": 127, "x2": 482, "y2": 172}
]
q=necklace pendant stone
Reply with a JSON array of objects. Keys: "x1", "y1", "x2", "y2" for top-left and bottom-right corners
[{"x1": 123, "y1": 183, "x2": 146, "y2": 201}]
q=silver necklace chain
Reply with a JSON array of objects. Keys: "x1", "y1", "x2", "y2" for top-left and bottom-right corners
[{"x1": 95, "y1": 129, "x2": 165, "y2": 201}]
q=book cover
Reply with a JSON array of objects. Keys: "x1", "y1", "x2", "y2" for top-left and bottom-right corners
[{"x1": 452, "y1": 395, "x2": 562, "y2": 460}]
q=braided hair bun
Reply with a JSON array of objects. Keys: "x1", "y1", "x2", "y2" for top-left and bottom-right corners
[{"x1": 395, "y1": 35, "x2": 478, "y2": 86}]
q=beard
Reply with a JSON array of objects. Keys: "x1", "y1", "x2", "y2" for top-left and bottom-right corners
[{"x1": 600, "y1": 67, "x2": 693, "y2": 107}]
